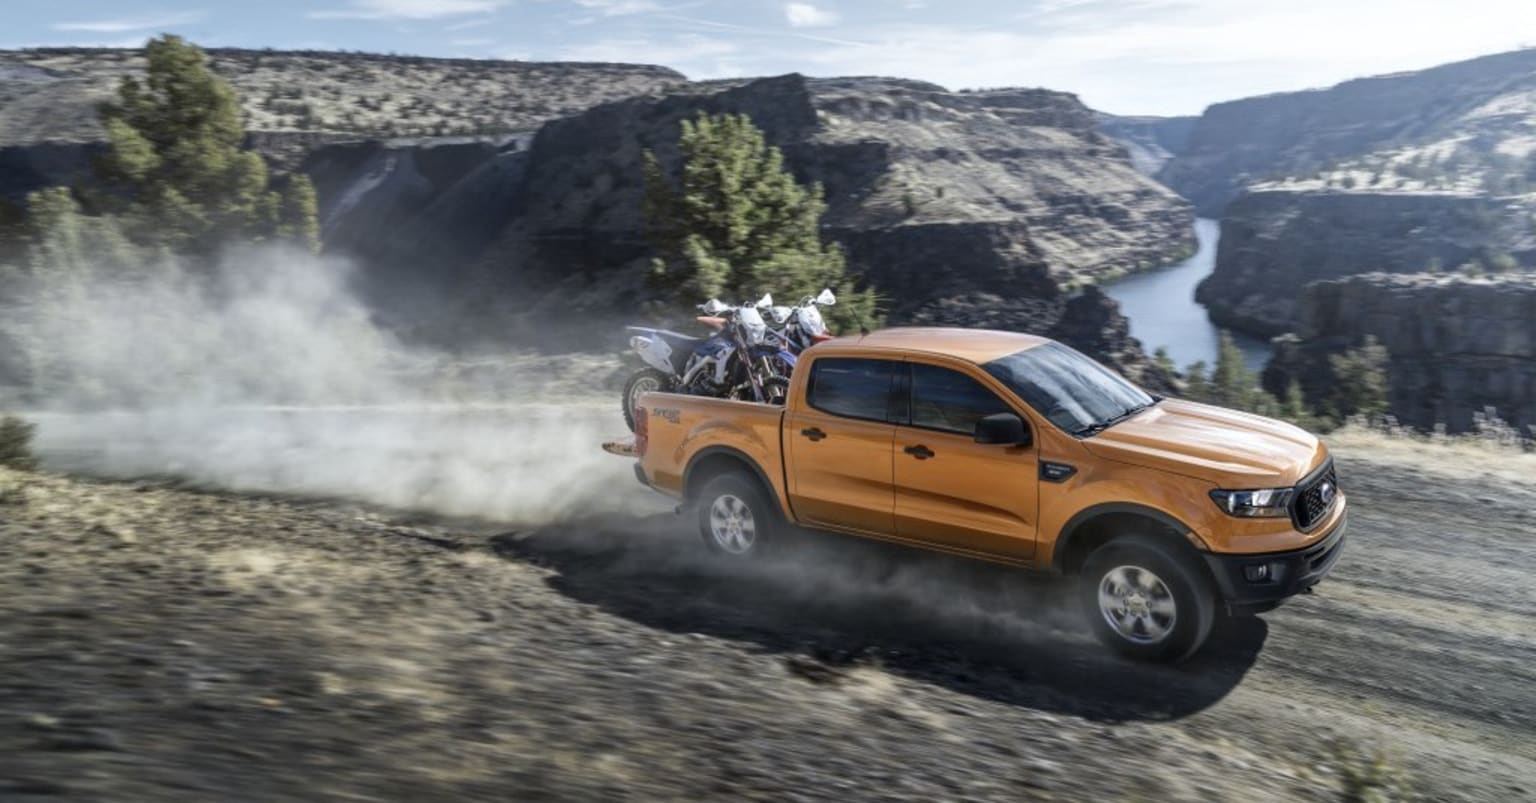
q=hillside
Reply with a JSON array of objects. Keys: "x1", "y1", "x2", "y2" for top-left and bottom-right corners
[
  {"x1": 1149, "y1": 48, "x2": 1536, "y2": 347},
  {"x1": 1160, "y1": 47, "x2": 1536, "y2": 215},
  {"x1": 0, "y1": 47, "x2": 685, "y2": 146}
]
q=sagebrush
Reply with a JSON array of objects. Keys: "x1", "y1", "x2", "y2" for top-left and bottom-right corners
[{"x1": 0, "y1": 414, "x2": 37, "y2": 471}]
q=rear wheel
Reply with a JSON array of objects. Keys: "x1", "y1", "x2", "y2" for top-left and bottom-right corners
[
  {"x1": 1079, "y1": 534, "x2": 1216, "y2": 662},
  {"x1": 695, "y1": 473, "x2": 776, "y2": 557},
  {"x1": 622, "y1": 368, "x2": 672, "y2": 432}
]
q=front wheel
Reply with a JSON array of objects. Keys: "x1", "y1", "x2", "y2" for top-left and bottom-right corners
[
  {"x1": 622, "y1": 368, "x2": 672, "y2": 432},
  {"x1": 759, "y1": 376, "x2": 790, "y2": 406},
  {"x1": 1079, "y1": 534, "x2": 1216, "y2": 662}
]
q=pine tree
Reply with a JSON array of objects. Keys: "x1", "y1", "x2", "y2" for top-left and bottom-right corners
[
  {"x1": 643, "y1": 112, "x2": 877, "y2": 332},
  {"x1": 94, "y1": 35, "x2": 316, "y2": 256},
  {"x1": 1210, "y1": 331, "x2": 1255, "y2": 409},
  {"x1": 1183, "y1": 360, "x2": 1211, "y2": 402},
  {"x1": 1330, "y1": 335, "x2": 1391, "y2": 418},
  {"x1": 277, "y1": 175, "x2": 321, "y2": 253},
  {"x1": 1153, "y1": 346, "x2": 1177, "y2": 376}
]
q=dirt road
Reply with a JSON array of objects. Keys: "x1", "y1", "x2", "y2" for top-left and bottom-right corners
[{"x1": 2, "y1": 440, "x2": 1533, "y2": 801}]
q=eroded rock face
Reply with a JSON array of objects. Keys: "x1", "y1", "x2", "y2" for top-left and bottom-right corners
[
  {"x1": 1198, "y1": 190, "x2": 1536, "y2": 337},
  {"x1": 431, "y1": 73, "x2": 1190, "y2": 377},
  {"x1": 1263, "y1": 273, "x2": 1536, "y2": 432}
]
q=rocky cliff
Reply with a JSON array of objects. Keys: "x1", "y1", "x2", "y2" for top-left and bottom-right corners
[
  {"x1": 1198, "y1": 189, "x2": 1536, "y2": 336},
  {"x1": 0, "y1": 48, "x2": 683, "y2": 185},
  {"x1": 324, "y1": 74, "x2": 1189, "y2": 387},
  {"x1": 1160, "y1": 48, "x2": 1536, "y2": 216},
  {"x1": 1264, "y1": 273, "x2": 1536, "y2": 433}
]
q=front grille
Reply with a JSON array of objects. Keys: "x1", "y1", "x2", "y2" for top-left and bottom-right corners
[{"x1": 1293, "y1": 463, "x2": 1339, "y2": 531}]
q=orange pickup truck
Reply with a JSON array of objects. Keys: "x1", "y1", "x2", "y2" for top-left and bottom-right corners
[{"x1": 621, "y1": 327, "x2": 1347, "y2": 661}]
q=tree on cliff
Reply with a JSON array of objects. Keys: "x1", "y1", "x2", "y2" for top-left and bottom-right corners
[
  {"x1": 642, "y1": 112, "x2": 876, "y2": 331},
  {"x1": 94, "y1": 35, "x2": 318, "y2": 255},
  {"x1": 1330, "y1": 336, "x2": 1390, "y2": 419}
]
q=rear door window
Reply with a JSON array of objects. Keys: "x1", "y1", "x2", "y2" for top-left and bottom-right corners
[{"x1": 807, "y1": 358, "x2": 900, "y2": 422}]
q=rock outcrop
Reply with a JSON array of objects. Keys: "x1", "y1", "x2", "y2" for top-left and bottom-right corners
[
  {"x1": 1198, "y1": 190, "x2": 1536, "y2": 336},
  {"x1": 1263, "y1": 273, "x2": 1536, "y2": 433},
  {"x1": 342, "y1": 74, "x2": 1190, "y2": 382}
]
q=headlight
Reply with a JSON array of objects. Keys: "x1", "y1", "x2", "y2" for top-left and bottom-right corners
[{"x1": 1209, "y1": 487, "x2": 1294, "y2": 518}]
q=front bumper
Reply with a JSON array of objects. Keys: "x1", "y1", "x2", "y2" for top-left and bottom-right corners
[{"x1": 1202, "y1": 511, "x2": 1347, "y2": 611}]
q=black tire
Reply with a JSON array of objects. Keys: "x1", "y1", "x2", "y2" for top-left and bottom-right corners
[
  {"x1": 760, "y1": 376, "x2": 790, "y2": 406},
  {"x1": 1079, "y1": 534, "x2": 1217, "y2": 662},
  {"x1": 695, "y1": 472, "x2": 777, "y2": 557},
  {"x1": 622, "y1": 368, "x2": 672, "y2": 432}
]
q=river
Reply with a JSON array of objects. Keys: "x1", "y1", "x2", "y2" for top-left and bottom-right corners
[{"x1": 1104, "y1": 218, "x2": 1271, "y2": 373}]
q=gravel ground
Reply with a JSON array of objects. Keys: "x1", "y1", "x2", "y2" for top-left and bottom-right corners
[{"x1": 1, "y1": 432, "x2": 1533, "y2": 801}]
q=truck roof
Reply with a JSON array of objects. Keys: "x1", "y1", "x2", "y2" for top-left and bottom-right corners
[{"x1": 820, "y1": 327, "x2": 1052, "y2": 365}]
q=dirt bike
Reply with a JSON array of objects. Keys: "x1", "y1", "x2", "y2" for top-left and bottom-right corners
[{"x1": 621, "y1": 296, "x2": 795, "y2": 431}]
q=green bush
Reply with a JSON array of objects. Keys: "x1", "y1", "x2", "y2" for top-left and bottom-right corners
[{"x1": 0, "y1": 414, "x2": 38, "y2": 471}]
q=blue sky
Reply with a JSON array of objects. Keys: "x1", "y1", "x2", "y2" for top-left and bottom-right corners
[{"x1": 8, "y1": 0, "x2": 1536, "y2": 115}]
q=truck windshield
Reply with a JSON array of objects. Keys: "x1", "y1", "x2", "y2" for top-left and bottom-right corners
[{"x1": 982, "y1": 343, "x2": 1156, "y2": 437}]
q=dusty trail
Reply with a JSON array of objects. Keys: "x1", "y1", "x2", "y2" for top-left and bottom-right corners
[{"x1": 1, "y1": 424, "x2": 1533, "y2": 801}]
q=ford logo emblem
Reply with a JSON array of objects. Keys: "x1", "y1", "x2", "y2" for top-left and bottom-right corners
[{"x1": 1318, "y1": 482, "x2": 1336, "y2": 505}]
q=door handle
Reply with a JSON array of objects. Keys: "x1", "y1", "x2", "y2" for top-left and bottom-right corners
[
  {"x1": 903, "y1": 444, "x2": 935, "y2": 460},
  {"x1": 800, "y1": 427, "x2": 826, "y2": 441}
]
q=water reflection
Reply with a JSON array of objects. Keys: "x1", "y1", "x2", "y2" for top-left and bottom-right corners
[{"x1": 1105, "y1": 219, "x2": 1270, "y2": 373}]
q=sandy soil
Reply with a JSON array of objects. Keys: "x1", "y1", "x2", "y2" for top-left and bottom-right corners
[{"x1": 1, "y1": 431, "x2": 1533, "y2": 801}]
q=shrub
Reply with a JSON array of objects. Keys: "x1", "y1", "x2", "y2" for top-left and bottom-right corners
[
  {"x1": 0, "y1": 414, "x2": 38, "y2": 471},
  {"x1": 1332, "y1": 739, "x2": 1414, "y2": 803}
]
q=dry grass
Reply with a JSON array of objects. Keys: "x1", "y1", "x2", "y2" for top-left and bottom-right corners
[{"x1": 1326, "y1": 410, "x2": 1536, "y2": 485}]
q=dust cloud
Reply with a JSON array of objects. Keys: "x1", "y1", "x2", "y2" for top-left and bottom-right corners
[{"x1": 3, "y1": 245, "x2": 658, "y2": 524}]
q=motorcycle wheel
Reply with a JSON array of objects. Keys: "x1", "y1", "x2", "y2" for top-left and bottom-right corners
[
  {"x1": 760, "y1": 377, "x2": 790, "y2": 406},
  {"x1": 622, "y1": 368, "x2": 673, "y2": 432}
]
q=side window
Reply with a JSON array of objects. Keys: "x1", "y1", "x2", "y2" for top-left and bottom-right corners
[
  {"x1": 909, "y1": 363, "x2": 1015, "y2": 435},
  {"x1": 807, "y1": 358, "x2": 899, "y2": 422}
]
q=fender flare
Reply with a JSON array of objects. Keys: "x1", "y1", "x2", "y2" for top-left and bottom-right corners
[
  {"x1": 682, "y1": 446, "x2": 784, "y2": 516},
  {"x1": 1050, "y1": 502, "x2": 1195, "y2": 573}
]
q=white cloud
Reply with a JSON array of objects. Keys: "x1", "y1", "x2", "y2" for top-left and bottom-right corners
[
  {"x1": 444, "y1": 17, "x2": 495, "y2": 31},
  {"x1": 661, "y1": 0, "x2": 1536, "y2": 115},
  {"x1": 785, "y1": 2, "x2": 838, "y2": 27},
  {"x1": 573, "y1": 0, "x2": 662, "y2": 16},
  {"x1": 308, "y1": 0, "x2": 507, "y2": 20},
  {"x1": 451, "y1": 37, "x2": 496, "y2": 47},
  {"x1": 52, "y1": 10, "x2": 206, "y2": 33}
]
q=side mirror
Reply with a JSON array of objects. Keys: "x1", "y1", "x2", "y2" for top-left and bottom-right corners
[
  {"x1": 815, "y1": 288, "x2": 836, "y2": 306},
  {"x1": 974, "y1": 413, "x2": 1031, "y2": 447}
]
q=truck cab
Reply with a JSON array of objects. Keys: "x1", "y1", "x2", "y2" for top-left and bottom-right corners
[{"x1": 625, "y1": 327, "x2": 1347, "y2": 661}]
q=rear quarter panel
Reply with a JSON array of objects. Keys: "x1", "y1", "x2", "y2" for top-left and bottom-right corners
[{"x1": 637, "y1": 393, "x2": 789, "y2": 511}]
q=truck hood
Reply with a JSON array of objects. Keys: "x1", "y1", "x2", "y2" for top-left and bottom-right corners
[{"x1": 1081, "y1": 399, "x2": 1322, "y2": 487}]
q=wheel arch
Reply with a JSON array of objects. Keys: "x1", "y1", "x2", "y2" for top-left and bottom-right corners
[
  {"x1": 683, "y1": 447, "x2": 784, "y2": 517},
  {"x1": 1051, "y1": 503, "x2": 1201, "y2": 575}
]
